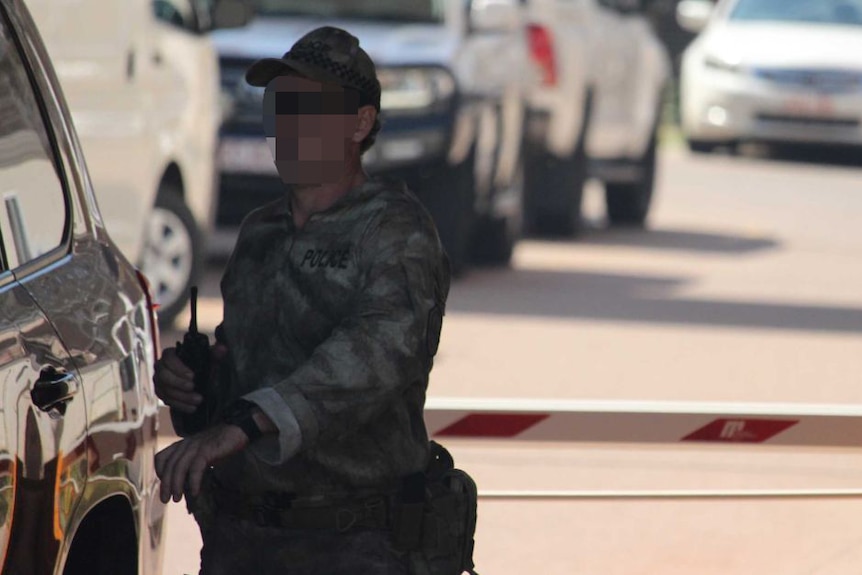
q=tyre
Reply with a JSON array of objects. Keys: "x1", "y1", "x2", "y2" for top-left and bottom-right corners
[
  {"x1": 412, "y1": 153, "x2": 475, "y2": 277},
  {"x1": 687, "y1": 138, "x2": 718, "y2": 154},
  {"x1": 524, "y1": 144, "x2": 586, "y2": 237},
  {"x1": 471, "y1": 155, "x2": 523, "y2": 266},
  {"x1": 524, "y1": 93, "x2": 591, "y2": 237},
  {"x1": 139, "y1": 184, "x2": 202, "y2": 328},
  {"x1": 605, "y1": 130, "x2": 657, "y2": 227}
]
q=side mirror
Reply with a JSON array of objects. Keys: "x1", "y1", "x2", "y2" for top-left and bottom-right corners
[
  {"x1": 470, "y1": 0, "x2": 520, "y2": 33},
  {"x1": 210, "y1": 0, "x2": 253, "y2": 30},
  {"x1": 187, "y1": 0, "x2": 253, "y2": 33},
  {"x1": 676, "y1": 0, "x2": 714, "y2": 33}
]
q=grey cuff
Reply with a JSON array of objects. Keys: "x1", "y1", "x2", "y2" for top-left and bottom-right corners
[{"x1": 242, "y1": 388, "x2": 303, "y2": 465}]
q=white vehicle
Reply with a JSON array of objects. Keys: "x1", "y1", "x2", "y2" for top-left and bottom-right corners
[
  {"x1": 678, "y1": 0, "x2": 862, "y2": 153},
  {"x1": 26, "y1": 0, "x2": 248, "y2": 327},
  {"x1": 521, "y1": 0, "x2": 670, "y2": 234}
]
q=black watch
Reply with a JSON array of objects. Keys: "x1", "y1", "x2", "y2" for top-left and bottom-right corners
[{"x1": 222, "y1": 400, "x2": 264, "y2": 442}]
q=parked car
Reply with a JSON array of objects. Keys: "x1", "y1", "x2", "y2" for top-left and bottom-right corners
[
  {"x1": 26, "y1": 0, "x2": 248, "y2": 327},
  {"x1": 211, "y1": 0, "x2": 528, "y2": 274},
  {"x1": 521, "y1": 0, "x2": 670, "y2": 234},
  {"x1": 678, "y1": 0, "x2": 862, "y2": 153},
  {"x1": 0, "y1": 1, "x2": 165, "y2": 573}
]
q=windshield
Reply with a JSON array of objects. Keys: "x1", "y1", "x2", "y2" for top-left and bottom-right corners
[
  {"x1": 729, "y1": 0, "x2": 862, "y2": 26},
  {"x1": 254, "y1": 0, "x2": 446, "y2": 23}
]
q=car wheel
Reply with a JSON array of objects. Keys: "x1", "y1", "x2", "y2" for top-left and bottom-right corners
[
  {"x1": 687, "y1": 138, "x2": 718, "y2": 154},
  {"x1": 412, "y1": 152, "x2": 475, "y2": 277},
  {"x1": 605, "y1": 130, "x2": 657, "y2": 227},
  {"x1": 140, "y1": 185, "x2": 201, "y2": 328},
  {"x1": 524, "y1": 93, "x2": 591, "y2": 237},
  {"x1": 470, "y1": 163, "x2": 523, "y2": 266}
]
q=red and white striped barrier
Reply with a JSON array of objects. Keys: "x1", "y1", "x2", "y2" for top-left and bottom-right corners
[
  {"x1": 157, "y1": 399, "x2": 862, "y2": 499},
  {"x1": 159, "y1": 398, "x2": 862, "y2": 448},
  {"x1": 423, "y1": 398, "x2": 862, "y2": 448}
]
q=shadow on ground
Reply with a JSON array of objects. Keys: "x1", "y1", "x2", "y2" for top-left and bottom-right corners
[
  {"x1": 449, "y1": 267, "x2": 862, "y2": 335},
  {"x1": 576, "y1": 226, "x2": 779, "y2": 255},
  {"x1": 728, "y1": 142, "x2": 862, "y2": 170}
]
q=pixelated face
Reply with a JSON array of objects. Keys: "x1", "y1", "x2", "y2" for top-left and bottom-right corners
[{"x1": 263, "y1": 75, "x2": 363, "y2": 185}]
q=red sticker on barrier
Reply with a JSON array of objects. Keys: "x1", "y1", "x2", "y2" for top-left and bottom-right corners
[
  {"x1": 682, "y1": 418, "x2": 798, "y2": 443},
  {"x1": 435, "y1": 413, "x2": 549, "y2": 438}
]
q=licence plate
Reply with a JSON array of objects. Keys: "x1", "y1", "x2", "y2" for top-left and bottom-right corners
[
  {"x1": 218, "y1": 138, "x2": 276, "y2": 175},
  {"x1": 780, "y1": 94, "x2": 835, "y2": 117}
]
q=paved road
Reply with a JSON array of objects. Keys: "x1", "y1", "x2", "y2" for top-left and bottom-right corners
[{"x1": 160, "y1": 146, "x2": 862, "y2": 574}]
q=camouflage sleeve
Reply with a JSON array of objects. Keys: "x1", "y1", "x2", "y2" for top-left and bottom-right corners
[{"x1": 244, "y1": 203, "x2": 449, "y2": 464}]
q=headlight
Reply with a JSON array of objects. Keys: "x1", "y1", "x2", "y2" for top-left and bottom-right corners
[
  {"x1": 377, "y1": 67, "x2": 456, "y2": 111},
  {"x1": 704, "y1": 53, "x2": 743, "y2": 74}
]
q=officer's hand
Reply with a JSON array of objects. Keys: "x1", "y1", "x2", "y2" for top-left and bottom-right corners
[
  {"x1": 153, "y1": 347, "x2": 201, "y2": 414},
  {"x1": 155, "y1": 423, "x2": 248, "y2": 504}
]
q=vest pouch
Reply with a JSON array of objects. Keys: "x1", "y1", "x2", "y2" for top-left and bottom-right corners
[{"x1": 412, "y1": 441, "x2": 479, "y2": 575}]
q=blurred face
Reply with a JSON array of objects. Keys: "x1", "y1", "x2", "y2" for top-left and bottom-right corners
[{"x1": 263, "y1": 75, "x2": 370, "y2": 185}]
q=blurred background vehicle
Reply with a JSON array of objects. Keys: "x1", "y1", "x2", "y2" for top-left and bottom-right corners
[
  {"x1": 520, "y1": 0, "x2": 671, "y2": 236},
  {"x1": 212, "y1": 0, "x2": 529, "y2": 275},
  {"x1": 0, "y1": 1, "x2": 165, "y2": 573},
  {"x1": 26, "y1": 0, "x2": 250, "y2": 328},
  {"x1": 679, "y1": 0, "x2": 862, "y2": 154}
]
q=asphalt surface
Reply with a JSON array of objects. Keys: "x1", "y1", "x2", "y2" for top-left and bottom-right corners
[{"x1": 160, "y1": 143, "x2": 862, "y2": 574}]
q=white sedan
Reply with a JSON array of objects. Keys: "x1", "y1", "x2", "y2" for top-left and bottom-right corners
[{"x1": 677, "y1": 0, "x2": 862, "y2": 152}]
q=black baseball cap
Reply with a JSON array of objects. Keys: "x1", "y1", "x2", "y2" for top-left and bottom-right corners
[{"x1": 245, "y1": 26, "x2": 381, "y2": 111}]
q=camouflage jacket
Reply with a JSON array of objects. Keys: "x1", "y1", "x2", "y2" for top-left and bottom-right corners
[{"x1": 209, "y1": 176, "x2": 450, "y2": 498}]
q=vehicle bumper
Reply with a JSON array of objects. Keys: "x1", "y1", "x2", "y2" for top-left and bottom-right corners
[{"x1": 683, "y1": 69, "x2": 862, "y2": 146}]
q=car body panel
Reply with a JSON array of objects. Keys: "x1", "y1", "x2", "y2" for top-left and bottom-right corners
[
  {"x1": 26, "y1": 0, "x2": 163, "y2": 261},
  {"x1": 0, "y1": 268, "x2": 89, "y2": 575},
  {"x1": 521, "y1": 0, "x2": 669, "y2": 165},
  {"x1": 25, "y1": 0, "x2": 229, "y2": 324}
]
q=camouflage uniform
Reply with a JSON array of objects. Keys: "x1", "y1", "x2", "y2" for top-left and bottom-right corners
[{"x1": 193, "y1": 176, "x2": 450, "y2": 574}]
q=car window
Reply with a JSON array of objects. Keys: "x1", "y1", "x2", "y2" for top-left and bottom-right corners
[
  {"x1": 730, "y1": 0, "x2": 862, "y2": 26},
  {"x1": 255, "y1": 0, "x2": 447, "y2": 24},
  {"x1": 0, "y1": 19, "x2": 68, "y2": 271},
  {"x1": 153, "y1": 0, "x2": 204, "y2": 31}
]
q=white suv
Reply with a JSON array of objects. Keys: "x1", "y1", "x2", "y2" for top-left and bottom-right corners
[
  {"x1": 26, "y1": 0, "x2": 248, "y2": 327},
  {"x1": 521, "y1": 0, "x2": 670, "y2": 234}
]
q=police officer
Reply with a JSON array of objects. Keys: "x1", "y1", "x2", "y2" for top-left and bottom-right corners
[{"x1": 153, "y1": 26, "x2": 450, "y2": 575}]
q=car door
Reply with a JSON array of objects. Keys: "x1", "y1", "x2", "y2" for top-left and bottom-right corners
[
  {"x1": 0, "y1": 7, "x2": 89, "y2": 573},
  {"x1": 0, "y1": 269, "x2": 40, "y2": 574}
]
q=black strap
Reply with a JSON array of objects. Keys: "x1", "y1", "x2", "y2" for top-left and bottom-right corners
[
  {"x1": 210, "y1": 481, "x2": 390, "y2": 531},
  {"x1": 392, "y1": 471, "x2": 426, "y2": 550}
]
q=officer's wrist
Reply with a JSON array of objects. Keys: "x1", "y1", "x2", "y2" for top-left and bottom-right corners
[
  {"x1": 250, "y1": 408, "x2": 277, "y2": 435},
  {"x1": 222, "y1": 400, "x2": 266, "y2": 442}
]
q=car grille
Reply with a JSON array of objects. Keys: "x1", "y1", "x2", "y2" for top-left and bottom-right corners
[
  {"x1": 756, "y1": 113, "x2": 860, "y2": 128},
  {"x1": 753, "y1": 68, "x2": 862, "y2": 94}
]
